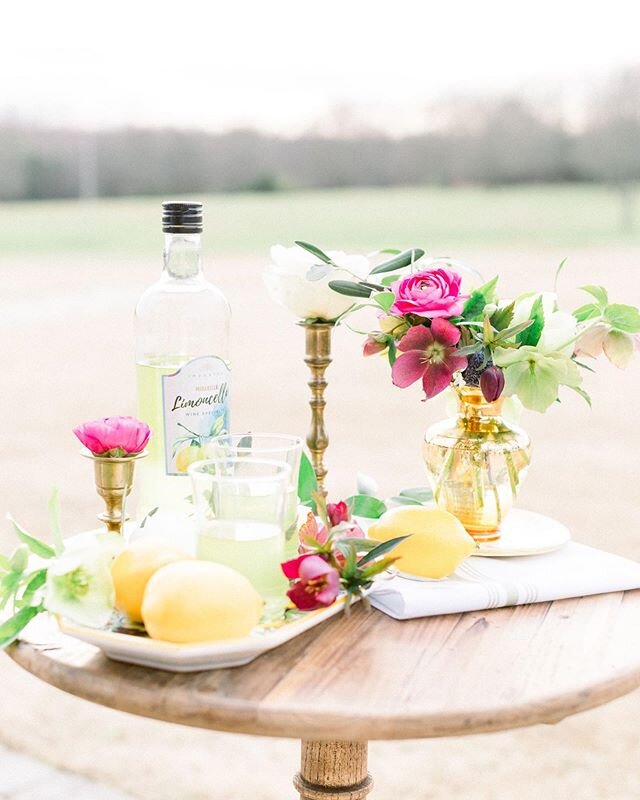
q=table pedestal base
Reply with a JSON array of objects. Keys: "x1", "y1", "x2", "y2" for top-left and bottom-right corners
[{"x1": 294, "y1": 740, "x2": 373, "y2": 799}]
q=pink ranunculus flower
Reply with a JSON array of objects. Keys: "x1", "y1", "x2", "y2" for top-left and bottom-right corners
[
  {"x1": 282, "y1": 553, "x2": 340, "y2": 610},
  {"x1": 73, "y1": 416, "x2": 151, "y2": 457},
  {"x1": 392, "y1": 319, "x2": 468, "y2": 400},
  {"x1": 327, "y1": 501, "x2": 350, "y2": 528},
  {"x1": 389, "y1": 267, "x2": 467, "y2": 319}
]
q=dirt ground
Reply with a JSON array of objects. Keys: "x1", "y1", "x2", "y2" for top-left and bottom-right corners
[{"x1": 1, "y1": 244, "x2": 639, "y2": 799}]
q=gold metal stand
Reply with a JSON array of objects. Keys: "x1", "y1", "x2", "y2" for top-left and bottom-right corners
[
  {"x1": 300, "y1": 321, "x2": 333, "y2": 497},
  {"x1": 85, "y1": 452, "x2": 146, "y2": 534}
]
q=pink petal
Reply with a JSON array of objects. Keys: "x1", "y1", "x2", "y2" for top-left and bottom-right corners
[
  {"x1": 287, "y1": 583, "x2": 322, "y2": 610},
  {"x1": 397, "y1": 325, "x2": 433, "y2": 352},
  {"x1": 447, "y1": 353, "x2": 469, "y2": 373},
  {"x1": 422, "y1": 362, "x2": 454, "y2": 399},
  {"x1": 298, "y1": 555, "x2": 334, "y2": 582},
  {"x1": 431, "y1": 318, "x2": 461, "y2": 346},
  {"x1": 391, "y1": 351, "x2": 426, "y2": 388},
  {"x1": 281, "y1": 553, "x2": 313, "y2": 579}
]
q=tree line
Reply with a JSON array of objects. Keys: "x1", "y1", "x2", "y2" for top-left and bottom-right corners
[{"x1": 1, "y1": 70, "x2": 639, "y2": 201}]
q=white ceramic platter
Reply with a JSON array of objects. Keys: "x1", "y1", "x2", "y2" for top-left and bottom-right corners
[{"x1": 57, "y1": 593, "x2": 358, "y2": 673}]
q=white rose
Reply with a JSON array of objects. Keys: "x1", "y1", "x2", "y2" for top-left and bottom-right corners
[{"x1": 264, "y1": 244, "x2": 369, "y2": 321}]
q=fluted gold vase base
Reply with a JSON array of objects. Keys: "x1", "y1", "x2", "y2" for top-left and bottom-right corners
[
  {"x1": 423, "y1": 387, "x2": 532, "y2": 543},
  {"x1": 84, "y1": 452, "x2": 146, "y2": 534}
]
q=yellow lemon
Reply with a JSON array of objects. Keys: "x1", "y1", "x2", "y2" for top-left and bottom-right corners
[
  {"x1": 175, "y1": 444, "x2": 202, "y2": 473},
  {"x1": 111, "y1": 540, "x2": 192, "y2": 622},
  {"x1": 141, "y1": 560, "x2": 264, "y2": 643},
  {"x1": 368, "y1": 507, "x2": 476, "y2": 579}
]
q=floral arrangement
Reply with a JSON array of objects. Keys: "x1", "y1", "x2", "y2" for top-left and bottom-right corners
[
  {"x1": 281, "y1": 494, "x2": 405, "y2": 611},
  {"x1": 278, "y1": 242, "x2": 640, "y2": 412},
  {"x1": 74, "y1": 416, "x2": 151, "y2": 457}
]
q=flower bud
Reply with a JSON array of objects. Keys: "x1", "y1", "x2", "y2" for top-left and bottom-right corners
[
  {"x1": 363, "y1": 335, "x2": 387, "y2": 357},
  {"x1": 480, "y1": 366, "x2": 505, "y2": 403}
]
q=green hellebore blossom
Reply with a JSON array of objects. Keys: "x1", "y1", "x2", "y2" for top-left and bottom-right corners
[
  {"x1": 493, "y1": 346, "x2": 582, "y2": 413},
  {"x1": 45, "y1": 531, "x2": 123, "y2": 628}
]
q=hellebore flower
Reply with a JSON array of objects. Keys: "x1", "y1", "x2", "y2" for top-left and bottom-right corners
[
  {"x1": 282, "y1": 554, "x2": 340, "y2": 610},
  {"x1": 575, "y1": 323, "x2": 637, "y2": 369},
  {"x1": 391, "y1": 319, "x2": 468, "y2": 400},
  {"x1": 480, "y1": 366, "x2": 505, "y2": 403},
  {"x1": 45, "y1": 531, "x2": 124, "y2": 628},
  {"x1": 390, "y1": 268, "x2": 467, "y2": 319},
  {"x1": 73, "y1": 416, "x2": 151, "y2": 457}
]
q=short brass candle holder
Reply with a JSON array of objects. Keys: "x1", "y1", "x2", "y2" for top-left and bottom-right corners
[
  {"x1": 299, "y1": 321, "x2": 334, "y2": 497},
  {"x1": 84, "y1": 452, "x2": 147, "y2": 534}
]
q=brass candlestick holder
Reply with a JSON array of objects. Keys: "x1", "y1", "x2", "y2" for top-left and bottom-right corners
[
  {"x1": 84, "y1": 452, "x2": 146, "y2": 534},
  {"x1": 299, "y1": 321, "x2": 333, "y2": 497}
]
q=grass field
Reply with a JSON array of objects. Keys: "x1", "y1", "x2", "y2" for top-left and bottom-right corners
[{"x1": 0, "y1": 183, "x2": 639, "y2": 258}]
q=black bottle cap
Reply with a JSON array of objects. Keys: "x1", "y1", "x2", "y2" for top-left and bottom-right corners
[{"x1": 162, "y1": 201, "x2": 203, "y2": 234}]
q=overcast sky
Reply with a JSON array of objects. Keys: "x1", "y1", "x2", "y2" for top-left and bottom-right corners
[{"x1": 3, "y1": 0, "x2": 639, "y2": 135}]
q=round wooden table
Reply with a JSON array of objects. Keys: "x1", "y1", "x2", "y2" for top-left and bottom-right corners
[{"x1": 8, "y1": 591, "x2": 640, "y2": 799}]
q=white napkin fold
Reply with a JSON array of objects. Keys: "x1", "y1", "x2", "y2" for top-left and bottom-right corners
[{"x1": 369, "y1": 542, "x2": 640, "y2": 620}]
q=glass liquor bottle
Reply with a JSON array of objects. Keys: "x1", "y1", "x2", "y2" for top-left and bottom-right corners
[{"x1": 135, "y1": 201, "x2": 231, "y2": 515}]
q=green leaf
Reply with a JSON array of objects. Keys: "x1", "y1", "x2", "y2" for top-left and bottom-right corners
[
  {"x1": 476, "y1": 275, "x2": 499, "y2": 304},
  {"x1": 360, "y1": 556, "x2": 399, "y2": 580},
  {"x1": 48, "y1": 488, "x2": 64, "y2": 555},
  {"x1": 580, "y1": 285, "x2": 609, "y2": 308},
  {"x1": 369, "y1": 248, "x2": 425, "y2": 275},
  {"x1": 573, "y1": 303, "x2": 601, "y2": 323},
  {"x1": 554, "y1": 257, "x2": 568, "y2": 293},
  {"x1": 379, "y1": 248, "x2": 402, "y2": 255},
  {"x1": 380, "y1": 273, "x2": 403, "y2": 286},
  {"x1": 294, "y1": 241, "x2": 333, "y2": 265},
  {"x1": 8, "y1": 515, "x2": 55, "y2": 559},
  {"x1": 491, "y1": 301, "x2": 515, "y2": 331},
  {"x1": 0, "y1": 605, "x2": 41, "y2": 649},
  {"x1": 462, "y1": 290, "x2": 487, "y2": 320},
  {"x1": 456, "y1": 343, "x2": 484, "y2": 357},
  {"x1": 568, "y1": 385, "x2": 592, "y2": 408},
  {"x1": 372, "y1": 292, "x2": 395, "y2": 313},
  {"x1": 516, "y1": 295, "x2": 544, "y2": 347},
  {"x1": 1, "y1": 571, "x2": 22, "y2": 610},
  {"x1": 346, "y1": 495, "x2": 387, "y2": 519},
  {"x1": 604, "y1": 304, "x2": 640, "y2": 333},
  {"x1": 334, "y1": 538, "x2": 380, "y2": 555},
  {"x1": 399, "y1": 486, "x2": 434, "y2": 503},
  {"x1": 328, "y1": 280, "x2": 372, "y2": 298},
  {"x1": 306, "y1": 263, "x2": 331, "y2": 282},
  {"x1": 387, "y1": 339, "x2": 397, "y2": 366},
  {"x1": 21, "y1": 568, "x2": 48, "y2": 601},
  {"x1": 493, "y1": 319, "x2": 534, "y2": 342},
  {"x1": 0, "y1": 554, "x2": 10, "y2": 571},
  {"x1": 357, "y1": 535, "x2": 410, "y2": 567},
  {"x1": 387, "y1": 495, "x2": 422, "y2": 506},
  {"x1": 297, "y1": 452, "x2": 318, "y2": 509}
]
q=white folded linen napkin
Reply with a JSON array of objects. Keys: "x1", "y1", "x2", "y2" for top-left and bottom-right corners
[{"x1": 369, "y1": 542, "x2": 640, "y2": 620}]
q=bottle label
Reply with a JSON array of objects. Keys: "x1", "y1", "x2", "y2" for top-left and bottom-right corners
[{"x1": 161, "y1": 356, "x2": 230, "y2": 476}]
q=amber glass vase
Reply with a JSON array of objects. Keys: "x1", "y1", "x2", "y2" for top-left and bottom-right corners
[{"x1": 422, "y1": 387, "x2": 531, "y2": 541}]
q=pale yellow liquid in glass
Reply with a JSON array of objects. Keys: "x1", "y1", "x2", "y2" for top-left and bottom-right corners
[
  {"x1": 197, "y1": 521, "x2": 287, "y2": 600},
  {"x1": 136, "y1": 358, "x2": 192, "y2": 515}
]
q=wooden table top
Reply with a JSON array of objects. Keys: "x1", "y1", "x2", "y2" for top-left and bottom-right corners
[{"x1": 8, "y1": 590, "x2": 640, "y2": 741}]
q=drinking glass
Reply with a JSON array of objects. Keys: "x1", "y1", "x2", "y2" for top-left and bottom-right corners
[
  {"x1": 207, "y1": 433, "x2": 303, "y2": 555},
  {"x1": 188, "y1": 457, "x2": 291, "y2": 601}
]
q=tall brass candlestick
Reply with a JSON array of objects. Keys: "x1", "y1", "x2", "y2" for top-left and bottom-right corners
[{"x1": 300, "y1": 321, "x2": 333, "y2": 497}]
